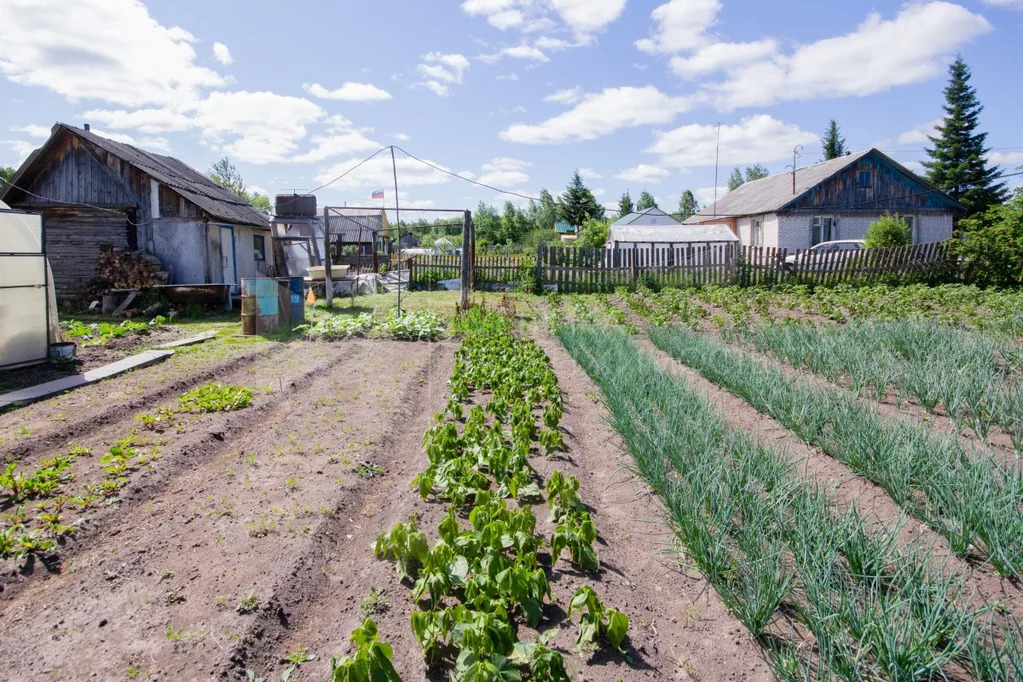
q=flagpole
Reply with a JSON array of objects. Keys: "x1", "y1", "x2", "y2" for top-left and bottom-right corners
[{"x1": 390, "y1": 146, "x2": 402, "y2": 316}]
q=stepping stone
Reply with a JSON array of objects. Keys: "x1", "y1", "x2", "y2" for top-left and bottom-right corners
[{"x1": 0, "y1": 350, "x2": 175, "y2": 410}]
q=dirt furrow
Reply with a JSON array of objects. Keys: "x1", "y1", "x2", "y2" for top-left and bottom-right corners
[
  {"x1": 0, "y1": 340, "x2": 439, "y2": 681},
  {"x1": 1, "y1": 339, "x2": 287, "y2": 461}
]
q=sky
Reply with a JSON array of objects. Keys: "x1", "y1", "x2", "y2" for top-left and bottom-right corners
[{"x1": 1, "y1": 0, "x2": 1022, "y2": 217}]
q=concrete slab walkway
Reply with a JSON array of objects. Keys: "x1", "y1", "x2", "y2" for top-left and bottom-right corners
[
  {"x1": 155, "y1": 331, "x2": 219, "y2": 349},
  {"x1": 0, "y1": 350, "x2": 175, "y2": 410}
]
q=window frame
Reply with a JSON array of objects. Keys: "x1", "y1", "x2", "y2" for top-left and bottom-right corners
[
  {"x1": 751, "y1": 217, "x2": 763, "y2": 247},
  {"x1": 902, "y1": 215, "x2": 918, "y2": 243},
  {"x1": 253, "y1": 233, "x2": 266, "y2": 262},
  {"x1": 810, "y1": 215, "x2": 836, "y2": 246},
  {"x1": 857, "y1": 170, "x2": 872, "y2": 189}
]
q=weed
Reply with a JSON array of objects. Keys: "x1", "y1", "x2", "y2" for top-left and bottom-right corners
[
  {"x1": 236, "y1": 591, "x2": 260, "y2": 614},
  {"x1": 178, "y1": 383, "x2": 253, "y2": 413},
  {"x1": 360, "y1": 587, "x2": 389, "y2": 617}
]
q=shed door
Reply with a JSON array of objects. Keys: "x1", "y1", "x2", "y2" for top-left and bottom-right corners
[{"x1": 219, "y1": 226, "x2": 236, "y2": 287}]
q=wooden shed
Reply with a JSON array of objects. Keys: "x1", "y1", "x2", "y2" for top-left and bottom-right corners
[{"x1": 0, "y1": 123, "x2": 272, "y2": 298}]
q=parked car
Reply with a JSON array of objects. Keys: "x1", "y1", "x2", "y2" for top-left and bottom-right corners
[{"x1": 784, "y1": 239, "x2": 865, "y2": 272}]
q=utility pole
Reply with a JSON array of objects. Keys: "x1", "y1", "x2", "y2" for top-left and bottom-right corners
[
  {"x1": 390, "y1": 146, "x2": 403, "y2": 316},
  {"x1": 323, "y1": 207, "x2": 333, "y2": 306},
  {"x1": 712, "y1": 123, "x2": 721, "y2": 216},
  {"x1": 791, "y1": 145, "x2": 803, "y2": 195},
  {"x1": 460, "y1": 209, "x2": 472, "y2": 310}
]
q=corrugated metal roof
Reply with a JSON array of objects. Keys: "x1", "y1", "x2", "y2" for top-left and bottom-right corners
[
  {"x1": 326, "y1": 214, "x2": 382, "y2": 243},
  {"x1": 610, "y1": 206, "x2": 675, "y2": 227},
  {"x1": 59, "y1": 123, "x2": 269, "y2": 228},
  {"x1": 685, "y1": 150, "x2": 873, "y2": 223},
  {"x1": 607, "y1": 223, "x2": 737, "y2": 245}
]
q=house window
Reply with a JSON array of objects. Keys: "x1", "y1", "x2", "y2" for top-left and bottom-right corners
[
  {"x1": 811, "y1": 216, "x2": 835, "y2": 245},
  {"x1": 858, "y1": 170, "x2": 871, "y2": 188},
  {"x1": 253, "y1": 234, "x2": 266, "y2": 262},
  {"x1": 902, "y1": 215, "x2": 917, "y2": 243},
  {"x1": 751, "y1": 218, "x2": 763, "y2": 246}
]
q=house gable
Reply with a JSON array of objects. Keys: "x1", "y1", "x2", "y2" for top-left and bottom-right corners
[
  {"x1": 4, "y1": 129, "x2": 141, "y2": 209},
  {"x1": 781, "y1": 150, "x2": 962, "y2": 213}
]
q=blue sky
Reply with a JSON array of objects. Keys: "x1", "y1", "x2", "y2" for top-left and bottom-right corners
[{"x1": 1, "y1": 0, "x2": 1021, "y2": 216}]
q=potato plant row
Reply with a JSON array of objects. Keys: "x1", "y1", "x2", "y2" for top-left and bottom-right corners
[
  {"x1": 650, "y1": 326, "x2": 1023, "y2": 577},
  {"x1": 735, "y1": 319, "x2": 1023, "y2": 452},
  {"x1": 557, "y1": 324, "x2": 1023, "y2": 680},
  {"x1": 362, "y1": 308, "x2": 628, "y2": 682},
  {"x1": 0, "y1": 383, "x2": 252, "y2": 561}
]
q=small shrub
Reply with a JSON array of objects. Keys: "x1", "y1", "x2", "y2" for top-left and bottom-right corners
[{"x1": 864, "y1": 212, "x2": 911, "y2": 248}]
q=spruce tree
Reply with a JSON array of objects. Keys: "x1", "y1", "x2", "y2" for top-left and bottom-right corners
[
  {"x1": 923, "y1": 56, "x2": 1006, "y2": 215},
  {"x1": 636, "y1": 190, "x2": 657, "y2": 210},
  {"x1": 558, "y1": 171, "x2": 604, "y2": 227},
  {"x1": 678, "y1": 190, "x2": 699, "y2": 220},
  {"x1": 727, "y1": 167, "x2": 744, "y2": 191},
  {"x1": 821, "y1": 119, "x2": 846, "y2": 160},
  {"x1": 618, "y1": 191, "x2": 634, "y2": 217}
]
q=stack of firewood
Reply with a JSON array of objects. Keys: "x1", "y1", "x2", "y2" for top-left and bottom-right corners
[{"x1": 90, "y1": 247, "x2": 168, "y2": 293}]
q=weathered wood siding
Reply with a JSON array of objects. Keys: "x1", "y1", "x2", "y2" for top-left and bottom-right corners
[
  {"x1": 44, "y1": 207, "x2": 132, "y2": 297},
  {"x1": 783, "y1": 155, "x2": 958, "y2": 213}
]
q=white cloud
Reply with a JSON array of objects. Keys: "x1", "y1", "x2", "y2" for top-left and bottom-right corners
[
  {"x1": 314, "y1": 155, "x2": 452, "y2": 189},
  {"x1": 495, "y1": 73, "x2": 520, "y2": 81},
  {"x1": 212, "y1": 42, "x2": 233, "y2": 65},
  {"x1": 477, "y1": 156, "x2": 531, "y2": 187},
  {"x1": 502, "y1": 44, "x2": 549, "y2": 61},
  {"x1": 646, "y1": 114, "x2": 818, "y2": 170},
  {"x1": 0, "y1": 0, "x2": 227, "y2": 107},
  {"x1": 543, "y1": 86, "x2": 583, "y2": 104},
  {"x1": 248, "y1": 184, "x2": 268, "y2": 196},
  {"x1": 488, "y1": 9, "x2": 524, "y2": 29},
  {"x1": 189, "y1": 91, "x2": 324, "y2": 164},
  {"x1": 500, "y1": 86, "x2": 691, "y2": 144},
  {"x1": 615, "y1": 164, "x2": 670, "y2": 183},
  {"x1": 391, "y1": 133, "x2": 411, "y2": 141},
  {"x1": 702, "y1": 3, "x2": 991, "y2": 110},
  {"x1": 693, "y1": 185, "x2": 727, "y2": 207},
  {"x1": 289, "y1": 130, "x2": 380, "y2": 164},
  {"x1": 897, "y1": 119, "x2": 942, "y2": 146},
  {"x1": 982, "y1": 0, "x2": 1023, "y2": 7},
  {"x1": 549, "y1": 0, "x2": 626, "y2": 36},
  {"x1": 415, "y1": 52, "x2": 470, "y2": 96},
  {"x1": 0, "y1": 139, "x2": 38, "y2": 164},
  {"x1": 669, "y1": 40, "x2": 777, "y2": 78},
  {"x1": 82, "y1": 107, "x2": 194, "y2": 134},
  {"x1": 86, "y1": 128, "x2": 172, "y2": 152},
  {"x1": 989, "y1": 151, "x2": 1023, "y2": 166},
  {"x1": 303, "y1": 81, "x2": 392, "y2": 102},
  {"x1": 635, "y1": 0, "x2": 721, "y2": 55},
  {"x1": 10, "y1": 124, "x2": 51, "y2": 138},
  {"x1": 578, "y1": 167, "x2": 602, "y2": 180}
]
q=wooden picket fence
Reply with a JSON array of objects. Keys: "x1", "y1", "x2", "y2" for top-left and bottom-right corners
[
  {"x1": 537, "y1": 242, "x2": 954, "y2": 293},
  {"x1": 403, "y1": 254, "x2": 525, "y2": 288}
]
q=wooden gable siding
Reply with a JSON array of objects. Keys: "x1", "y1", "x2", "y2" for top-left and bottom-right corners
[
  {"x1": 782, "y1": 155, "x2": 957, "y2": 213},
  {"x1": 16, "y1": 133, "x2": 141, "y2": 209}
]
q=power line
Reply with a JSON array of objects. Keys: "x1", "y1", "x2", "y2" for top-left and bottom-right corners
[{"x1": 393, "y1": 145, "x2": 540, "y2": 202}]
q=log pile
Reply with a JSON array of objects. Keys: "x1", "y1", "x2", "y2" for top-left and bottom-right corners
[{"x1": 89, "y1": 247, "x2": 168, "y2": 296}]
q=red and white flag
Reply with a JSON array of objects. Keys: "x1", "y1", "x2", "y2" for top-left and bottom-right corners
[{"x1": 371, "y1": 190, "x2": 384, "y2": 199}]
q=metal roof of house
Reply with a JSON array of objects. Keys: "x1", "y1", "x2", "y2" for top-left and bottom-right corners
[
  {"x1": 326, "y1": 213, "x2": 383, "y2": 243},
  {"x1": 610, "y1": 206, "x2": 677, "y2": 227},
  {"x1": 607, "y1": 223, "x2": 738, "y2": 245},
  {"x1": 1, "y1": 123, "x2": 269, "y2": 228}
]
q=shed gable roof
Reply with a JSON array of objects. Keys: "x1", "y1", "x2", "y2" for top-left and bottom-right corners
[{"x1": 2, "y1": 124, "x2": 268, "y2": 228}]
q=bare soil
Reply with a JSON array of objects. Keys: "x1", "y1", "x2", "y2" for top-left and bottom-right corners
[
  {"x1": 0, "y1": 326, "x2": 773, "y2": 682},
  {"x1": 0, "y1": 325, "x2": 187, "y2": 395}
]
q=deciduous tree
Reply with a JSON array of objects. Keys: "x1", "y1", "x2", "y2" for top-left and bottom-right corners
[
  {"x1": 636, "y1": 190, "x2": 657, "y2": 210},
  {"x1": 677, "y1": 190, "x2": 699, "y2": 221}
]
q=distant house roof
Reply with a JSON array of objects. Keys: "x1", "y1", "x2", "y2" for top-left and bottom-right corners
[
  {"x1": 607, "y1": 223, "x2": 738, "y2": 246},
  {"x1": 554, "y1": 220, "x2": 576, "y2": 234},
  {"x1": 684, "y1": 148, "x2": 960, "y2": 223},
  {"x1": 1, "y1": 123, "x2": 268, "y2": 228},
  {"x1": 610, "y1": 206, "x2": 680, "y2": 227},
  {"x1": 326, "y1": 210, "x2": 386, "y2": 243}
]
